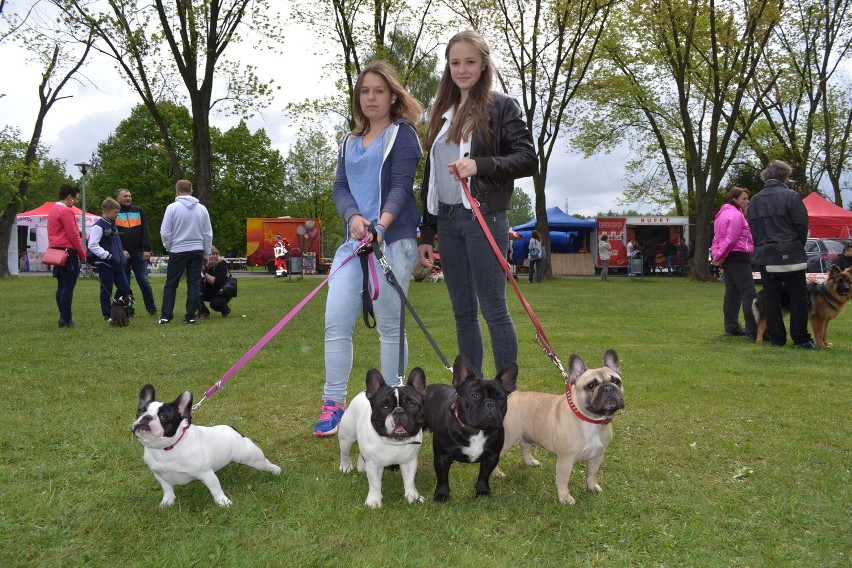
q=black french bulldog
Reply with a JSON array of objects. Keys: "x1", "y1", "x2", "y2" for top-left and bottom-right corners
[{"x1": 423, "y1": 354, "x2": 518, "y2": 503}]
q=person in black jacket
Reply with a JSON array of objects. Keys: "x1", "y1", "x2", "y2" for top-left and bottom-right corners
[
  {"x1": 199, "y1": 247, "x2": 232, "y2": 318},
  {"x1": 417, "y1": 29, "x2": 537, "y2": 377},
  {"x1": 116, "y1": 189, "x2": 157, "y2": 315},
  {"x1": 747, "y1": 160, "x2": 815, "y2": 349}
]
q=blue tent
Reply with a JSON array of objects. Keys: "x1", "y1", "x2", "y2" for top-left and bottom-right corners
[{"x1": 511, "y1": 207, "x2": 597, "y2": 260}]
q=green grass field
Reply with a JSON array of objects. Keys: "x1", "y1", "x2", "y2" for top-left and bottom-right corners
[{"x1": 0, "y1": 272, "x2": 849, "y2": 567}]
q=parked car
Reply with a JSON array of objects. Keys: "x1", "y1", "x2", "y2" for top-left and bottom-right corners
[{"x1": 805, "y1": 238, "x2": 849, "y2": 273}]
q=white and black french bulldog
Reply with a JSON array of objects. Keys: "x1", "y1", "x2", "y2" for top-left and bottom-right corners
[
  {"x1": 109, "y1": 294, "x2": 134, "y2": 327},
  {"x1": 496, "y1": 349, "x2": 625, "y2": 504},
  {"x1": 131, "y1": 384, "x2": 280, "y2": 508},
  {"x1": 423, "y1": 354, "x2": 518, "y2": 503},
  {"x1": 338, "y1": 367, "x2": 427, "y2": 509}
]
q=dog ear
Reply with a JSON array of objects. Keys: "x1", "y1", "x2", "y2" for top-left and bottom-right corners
[
  {"x1": 452, "y1": 354, "x2": 477, "y2": 388},
  {"x1": 603, "y1": 349, "x2": 621, "y2": 375},
  {"x1": 567, "y1": 354, "x2": 587, "y2": 385},
  {"x1": 495, "y1": 362, "x2": 518, "y2": 394},
  {"x1": 365, "y1": 369, "x2": 386, "y2": 398},
  {"x1": 406, "y1": 367, "x2": 427, "y2": 396},
  {"x1": 173, "y1": 391, "x2": 193, "y2": 420},
  {"x1": 138, "y1": 384, "x2": 155, "y2": 413}
]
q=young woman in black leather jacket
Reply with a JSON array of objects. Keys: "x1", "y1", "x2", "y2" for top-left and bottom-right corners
[{"x1": 417, "y1": 29, "x2": 537, "y2": 377}]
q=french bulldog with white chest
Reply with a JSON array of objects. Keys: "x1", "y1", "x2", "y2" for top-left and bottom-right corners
[
  {"x1": 423, "y1": 354, "x2": 518, "y2": 503},
  {"x1": 496, "y1": 349, "x2": 625, "y2": 504},
  {"x1": 338, "y1": 368, "x2": 427, "y2": 508},
  {"x1": 131, "y1": 384, "x2": 281, "y2": 508}
]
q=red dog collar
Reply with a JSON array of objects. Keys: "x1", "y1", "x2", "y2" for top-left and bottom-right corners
[{"x1": 565, "y1": 383, "x2": 612, "y2": 425}]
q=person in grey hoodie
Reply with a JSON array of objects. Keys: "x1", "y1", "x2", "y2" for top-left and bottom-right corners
[{"x1": 158, "y1": 179, "x2": 213, "y2": 324}]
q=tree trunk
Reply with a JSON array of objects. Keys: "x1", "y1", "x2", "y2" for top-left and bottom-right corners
[
  {"x1": 532, "y1": 166, "x2": 550, "y2": 277},
  {"x1": 191, "y1": 98, "x2": 213, "y2": 207}
]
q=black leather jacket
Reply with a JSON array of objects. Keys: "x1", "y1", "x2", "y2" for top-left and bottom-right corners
[
  {"x1": 419, "y1": 92, "x2": 537, "y2": 246},
  {"x1": 747, "y1": 180, "x2": 809, "y2": 267}
]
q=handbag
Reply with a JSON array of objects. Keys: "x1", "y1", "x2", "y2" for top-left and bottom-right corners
[
  {"x1": 217, "y1": 273, "x2": 238, "y2": 298},
  {"x1": 43, "y1": 248, "x2": 69, "y2": 267}
]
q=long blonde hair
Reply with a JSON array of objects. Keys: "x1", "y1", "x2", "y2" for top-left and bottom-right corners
[
  {"x1": 351, "y1": 60, "x2": 423, "y2": 134},
  {"x1": 424, "y1": 30, "x2": 495, "y2": 149}
]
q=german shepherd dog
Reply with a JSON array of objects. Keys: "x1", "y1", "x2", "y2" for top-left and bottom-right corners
[
  {"x1": 110, "y1": 294, "x2": 135, "y2": 327},
  {"x1": 753, "y1": 265, "x2": 852, "y2": 348}
]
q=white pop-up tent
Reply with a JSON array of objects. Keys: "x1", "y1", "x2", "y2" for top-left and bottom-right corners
[{"x1": 16, "y1": 202, "x2": 99, "y2": 271}]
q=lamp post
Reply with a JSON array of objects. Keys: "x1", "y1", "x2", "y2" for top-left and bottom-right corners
[{"x1": 75, "y1": 162, "x2": 92, "y2": 276}]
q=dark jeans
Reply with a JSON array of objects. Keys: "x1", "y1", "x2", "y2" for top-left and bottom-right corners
[
  {"x1": 600, "y1": 259, "x2": 609, "y2": 280},
  {"x1": 124, "y1": 249, "x2": 156, "y2": 311},
  {"x1": 97, "y1": 263, "x2": 131, "y2": 318},
  {"x1": 721, "y1": 260, "x2": 756, "y2": 334},
  {"x1": 437, "y1": 203, "x2": 517, "y2": 377},
  {"x1": 528, "y1": 257, "x2": 543, "y2": 283},
  {"x1": 759, "y1": 269, "x2": 812, "y2": 346},
  {"x1": 53, "y1": 251, "x2": 80, "y2": 324},
  {"x1": 161, "y1": 250, "x2": 204, "y2": 321}
]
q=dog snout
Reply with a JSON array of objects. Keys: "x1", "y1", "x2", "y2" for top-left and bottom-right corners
[{"x1": 485, "y1": 400, "x2": 495, "y2": 410}]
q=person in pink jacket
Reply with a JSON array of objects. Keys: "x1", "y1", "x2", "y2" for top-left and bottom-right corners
[{"x1": 711, "y1": 186, "x2": 756, "y2": 339}]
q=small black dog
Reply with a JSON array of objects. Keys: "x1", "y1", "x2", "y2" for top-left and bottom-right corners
[
  {"x1": 110, "y1": 294, "x2": 135, "y2": 327},
  {"x1": 423, "y1": 354, "x2": 518, "y2": 502}
]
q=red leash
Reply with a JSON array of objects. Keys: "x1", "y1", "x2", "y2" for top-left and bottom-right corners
[{"x1": 451, "y1": 165, "x2": 570, "y2": 381}]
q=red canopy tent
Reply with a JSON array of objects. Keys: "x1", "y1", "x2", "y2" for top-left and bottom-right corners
[{"x1": 803, "y1": 193, "x2": 852, "y2": 238}]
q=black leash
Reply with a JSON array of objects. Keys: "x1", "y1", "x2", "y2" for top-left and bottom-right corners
[{"x1": 364, "y1": 225, "x2": 452, "y2": 381}]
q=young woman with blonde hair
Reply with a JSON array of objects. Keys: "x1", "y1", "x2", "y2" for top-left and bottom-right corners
[{"x1": 417, "y1": 30, "x2": 537, "y2": 377}]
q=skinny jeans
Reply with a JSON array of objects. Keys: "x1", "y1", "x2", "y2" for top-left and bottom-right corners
[
  {"x1": 438, "y1": 203, "x2": 517, "y2": 377},
  {"x1": 720, "y1": 259, "x2": 756, "y2": 335},
  {"x1": 323, "y1": 238, "x2": 417, "y2": 405},
  {"x1": 53, "y1": 250, "x2": 80, "y2": 325}
]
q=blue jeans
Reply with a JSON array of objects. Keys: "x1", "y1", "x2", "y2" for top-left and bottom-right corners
[
  {"x1": 160, "y1": 250, "x2": 204, "y2": 322},
  {"x1": 323, "y1": 237, "x2": 417, "y2": 405},
  {"x1": 53, "y1": 250, "x2": 80, "y2": 324},
  {"x1": 529, "y1": 257, "x2": 543, "y2": 283},
  {"x1": 97, "y1": 263, "x2": 131, "y2": 318},
  {"x1": 124, "y1": 250, "x2": 157, "y2": 311},
  {"x1": 438, "y1": 203, "x2": 517, "y2": 377}
]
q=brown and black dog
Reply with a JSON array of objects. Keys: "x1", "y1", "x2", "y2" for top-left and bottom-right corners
[{"x1": 753, "y1": 265, "x2": 852, "y2": 347}]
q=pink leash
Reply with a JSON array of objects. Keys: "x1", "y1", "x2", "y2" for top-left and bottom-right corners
[{"x1": 192, "y1": 236, "x2": 373, "y2": 411}]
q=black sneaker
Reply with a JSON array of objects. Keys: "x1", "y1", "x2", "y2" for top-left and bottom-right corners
[
  {"x1": 185, "y1": 318, "x2": 196, "y2": 325},
  {"x1": 147, "y1": 308, "x2": 158, "y2": 316},
  {"x1": 157, "y1": 318, "x2": 171, "y2": 325},
  {"x1": 793, "y1": 340, "x2": 820, "y2": 350}
]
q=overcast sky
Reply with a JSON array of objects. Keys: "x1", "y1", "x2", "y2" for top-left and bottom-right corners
[{"x1": 1, "y1": 12, "x2": 646, "y2": 219}]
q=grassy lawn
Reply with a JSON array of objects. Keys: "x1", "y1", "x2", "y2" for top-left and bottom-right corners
[{"x1": 0, "y1": 272, "x2": 849, "y2": 567}]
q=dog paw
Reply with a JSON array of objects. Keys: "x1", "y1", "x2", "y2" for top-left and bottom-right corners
[
  {"x1": 493, "y1": 467, "x2": 506, "y2": 478},
  {"x1": 365, "y1": 496, "x2": 383, "y2": 509},
  {"x1": 405, "y1": 492, "x2": 425, "y2": 504},
  {"x1": 159, "y1": 496, "x2": 176, "y2": 508},
  {"x1": 558, "y1": 493, "x2": 576, "y2": 505},
  {"x1": 269, "y1": 464, "x2": 281, "y2": 475},
  {"x1": 215, "y1": 496, "x2": 233, "y2": 507},
  {"x1": 339, "y1": 462, "x2": 354, "y2": 474},
  {"x1": 587, "y1": 483, "x2": 603, "y2": 493},
  {"x1": 433, "y1": 492, "x2": 450, "y2": 503},
  {"x1": 474, "y1": 483, "x2": 492, "y2": 498}
]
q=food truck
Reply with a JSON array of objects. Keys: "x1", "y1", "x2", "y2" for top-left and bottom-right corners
[{"x1": 595, "y1": 216, "x2": 690, "y2": 272}]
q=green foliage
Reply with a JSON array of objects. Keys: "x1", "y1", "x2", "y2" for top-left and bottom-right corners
[
  {"x1": 0, "y1": 127, "x2": 71, "y2": 210},
  {"x1": 0, "y1": 275, "x2": 849, "y2": 565},
  {"x1": 87, "y1": 102, "x2": 194, "y2": 252},
  {"x1": 0, "y1": 126, "x2": 29, "y2": 207},
  {"x1": 507, "y1": 188, "x2": 534, "y2": 227},
  {"x1": 282, "y1": 130, "x2": 343, "y2": 254},
  {"x1": 209, "y1": 121, "x2": 286, "y2": 255}
]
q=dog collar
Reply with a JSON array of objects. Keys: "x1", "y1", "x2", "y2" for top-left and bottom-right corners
[
  {"x1": 450, "y1": 401, "x2": 475, "y2": 430},
  {"x1": 565, "y1": 383, "x2": 612, "y2": 425},
  {"x1": 164, "y1": 424, "x2": 190, "y2": 451}
]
